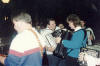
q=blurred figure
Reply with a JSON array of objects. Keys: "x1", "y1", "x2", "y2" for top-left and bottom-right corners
[
  {"x1": 80, "y1": 20, "x2": 95, "y2": 45},
  {"x1": 36, "y1": 25, "x2": 41, "y2": 33},
  {"x1": 0, "y1": 38, "x2": 1, "y2": 44},
  {"x1": 79, "y1": 52, "x2": 100, "y2": 66},
  {"x1": 58, "y1": 23, "x2": 68, "y2": 31},
  {"x1": 58, "y1": 23, "x2": 64, "y2": 29},
  {"x1": 0, "y1": 11, "x2": 45, "y2": 66},
  {"x1": 35, "y1": 22, "x2": 45, "y2": 33}
]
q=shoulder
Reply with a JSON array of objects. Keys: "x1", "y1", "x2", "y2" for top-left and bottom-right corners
[
  {"x1": 73, "y1": 29, "x2": 85, "y2": 38},
  {"x1": 55, "y1": 26, "x2": 60, "y2": 30},
  {"x1": 75, "y1": 29, "x2": 84, "y2": 34},
  {"x1": 40, "y1": 28, "x2": 53, "y2": 35},
  {"x1": 18, "y1": 29, "x2": 39, "y2": 40},
  {"x1": 86, "y1": 27, "x2": 93, "y2": 31}
]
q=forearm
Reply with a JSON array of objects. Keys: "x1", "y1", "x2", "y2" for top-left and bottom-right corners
[{"x1": 0, "y1": 56, "x2": 6, "y2": 64}]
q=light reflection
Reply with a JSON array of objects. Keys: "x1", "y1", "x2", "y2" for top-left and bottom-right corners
[
  {"x1": 1, "y1": 0, "x2": 10, "y2": 4},
  {"x1": 4, "y1": 16, "x2": 8, "y2": 21}
]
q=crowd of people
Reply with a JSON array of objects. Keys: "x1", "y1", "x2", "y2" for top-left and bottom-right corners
[{"x1": 0, "y1": 10, "x2": 98, "y2": 66}]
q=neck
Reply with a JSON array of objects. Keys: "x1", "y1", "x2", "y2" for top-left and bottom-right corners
[{"x1": 18, "y1": 24, "x2": 32, "y2": 33}]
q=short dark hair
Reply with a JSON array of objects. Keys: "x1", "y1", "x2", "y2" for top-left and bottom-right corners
[
  {"x1": 67, "y1": 14, "x2": 81, "y2": 27},
  {"x1": 11, "y1": 10, "x2": 32, "y2": 24},
  {"x1": 46, "y1": 18, "x2": 55, "y2": 25}
]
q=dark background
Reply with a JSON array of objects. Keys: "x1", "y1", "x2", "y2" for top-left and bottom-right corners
[{"x1": 0, "y1": 0, "x2": 100, "y2": 43}]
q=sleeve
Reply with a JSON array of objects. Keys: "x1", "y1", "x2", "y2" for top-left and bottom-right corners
[
  {"x1": 40, "y1": 30, "x2": 56, "y2": 48},
  {"x1": 62, "y1": 30, "x2": 84, "y2": 49},
  {"x1": 86, "y1": 28, "x2": 95, "y2": 40},
  {"x1": 37, "y1": 31, "x2": 46, "y2": 48},
  {"x1": 40, "y1": 30, "x2": 50, "y2": 47}
]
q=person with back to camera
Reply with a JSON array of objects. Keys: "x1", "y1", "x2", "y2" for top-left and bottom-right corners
[
  {"x1": 55, "y1": 14, "x2": 87, "y2": 66},
  {"x1": 0, "y1": 10, "x2": 45, "y2": 66}
]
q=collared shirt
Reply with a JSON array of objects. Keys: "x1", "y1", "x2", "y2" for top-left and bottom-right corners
[{"x1": 40, "y1": 27, "x2": 59, "y2": 54}]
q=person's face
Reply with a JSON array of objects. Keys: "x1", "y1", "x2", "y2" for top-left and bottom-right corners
[
  {"x1": 68, "y1": 21, "x2": 75, "y2": 29},
  {"x1": 36, "y1": 26, "x2": 40, "y2": 30},
  {"x1": 59, "y1": 24, "x2": 64, "y2": 29},
  {"x1": 80, "y1": 21, "x2": 85, "y2": 27},
  {"x1": 48, "y1": 20, "x2": 56, "y2": 31},
  {"x1": 12, "y1": 19, "x2": 23, "y2": 32}
]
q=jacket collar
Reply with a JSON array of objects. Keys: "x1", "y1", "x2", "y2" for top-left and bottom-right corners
[{"x1": 74, "y1": 26, "x2": 82, "y2": 31}]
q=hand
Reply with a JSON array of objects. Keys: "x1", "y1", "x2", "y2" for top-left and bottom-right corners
[
  {"x1": 48, "y1": 47, "x2": 54, "y2": 52},
  {"x1": 55, "y1": 37, "x2": 61, "y2": 44},
  {"x1": 0, "y1": 54, "x2": 6, "y2": 64},
  {"x1": 47, "y1": 47, "x2": 54, "y2": 52},
  {"x1": 46, "y1": 46, "x2": 55, "y2": 52}
]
